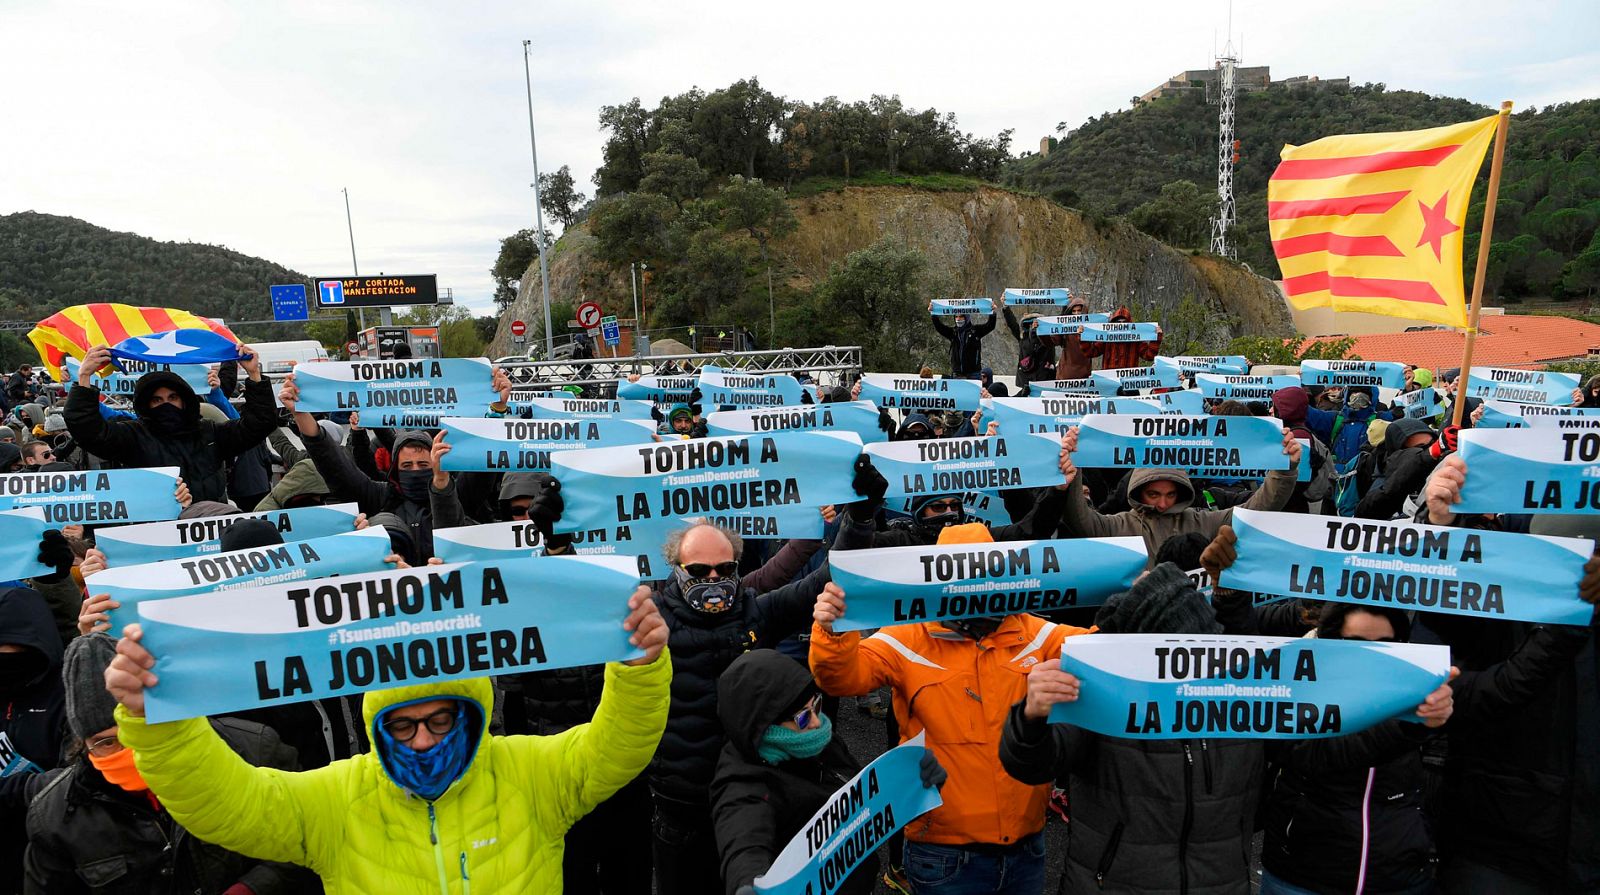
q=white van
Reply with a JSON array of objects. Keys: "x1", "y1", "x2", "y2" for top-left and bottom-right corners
[{"x1": 249, "y1": 340, "x2": 330, "y2": 374}]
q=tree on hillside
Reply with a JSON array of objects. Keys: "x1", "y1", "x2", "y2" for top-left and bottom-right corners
[
  {"x1": 538, "y1": 166, "x2": 587, "y2": 229},
  {"x1": 595, "y1": 98, "x2": 652, "y2": 194},
  {"x1": 639, "y1": 152, "x2": 708, "y2": 207},
  {"x1": 1128, "y1": 181, "x2": 1216, "y2": 251},
  {"x1": 806, "y1": 239, "x2": 946, "y2": 370},
  {"x1": 589, "y1": 193, "x2": 679, "y2": 268},
  {"x1": 490, "y1": 228, "x2": 552, "y2": 312},
  {"x1": 694, "y1": 78, "x2": 786, "y2": 180},
  {"x1": 716, "y1": 176, "x2": 796, "y2": 262}
]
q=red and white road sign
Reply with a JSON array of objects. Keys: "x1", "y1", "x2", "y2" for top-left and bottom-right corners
[
  {"x1": 345, "y1": 342, "x2": 359, "y2": 355},
  {"x1": 576, "y1": 301, "x2": 602, "y2": 329},
  {"x1": 510, "y1": 319, "x2": 527, "y2": 337}
]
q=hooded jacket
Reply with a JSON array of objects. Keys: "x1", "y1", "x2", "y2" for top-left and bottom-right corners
[
  {"x1": 1001, "y1": 307, "x2": 1058, "y2": 389},
  {"x1": 710, "y1": 650, "x2": 875, "y2": 895},
  {"x1": 1059, "y1": 466, "x2": 1296, "y2": 563},
  {"x1": 930, "y1": 314, "x2": 997, "y2": 380},
  {"x1": 24, "y1": 717, "x2": 316, "y2": 895},
  {"x1": 253, "y1": 458, "x2": 333, "y2": 511},
  {"x1": 1038, "y1": 300, "x2": 1094, "y2": 380},
  {"x1": 1305, "y1": 386, "x2": 1391, "y2": 516},
  {"x1": 0, "y1": 587, "x2": 66, "y2": 890},
  {"x1": 1080, "y1": 306, "x2": 1162, "y2": 371},
  {"x1": 1353, "y1": 417, "x2": 1437, "y2": 520},
  {"x1": 115, "y1": 657, "x2": 672, "y2": 894},
  {"x1": 302, "y1": 426, "x2": 436, "y2": 561},
  {"x1": 64, "y1": 372, "x2": 278, "y2": 504}
]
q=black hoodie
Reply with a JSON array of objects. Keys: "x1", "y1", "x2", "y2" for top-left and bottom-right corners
[
  {"x1": 0, "y1": 587, "x2": 66, "y2": 891},
  {"x1": 710, "y1": 650, "x2": 875, "y2": 895},
  {"x1": 302, "y1": 427, "x2": 436, "y2": 561}
]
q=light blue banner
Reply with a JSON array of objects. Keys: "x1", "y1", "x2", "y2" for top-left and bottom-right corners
[
  {"x1": 857, "y1": 373, "x2": 984, "y2": 412},
  {"x1": 1476, "y1": 400, "x2": 1600, "y2": 429},
  {"x1": 1034, "y1": 313, "x2": 1110, "y2": 336},
  {"x1": 1220, "y1": 507, "x2": 1595, "y2": 624},
  {"x1": 1464, "y1": 367, "x2": 1578, "y2": 406},
  {"x1": 95, "y1": 503, "x2": 362, "y2": 566},
  {"x1": 1002, "y1": 287, "x2": 1072, "y2": 307},
  {"x1": 1072, "y1": 415, "x2": 1289, "y2": 474},
  {"x1": 698, "y1": 366, "x2": 805, "y2": 408},
  {"x1": 136, "y1": 555, "x2": 646, "y2": 723},
  {"x1": 1300, "y1": 360, "x2": 1407, "y2": 389},
  {"x1": 706, "y1": 401, "x2": 888, "y2": 444},
  {"x1": 1155, "y1": 355, "x2": 1251, "y2": 375},
  {"x1": 1030, "y1": 378, "x2": 1101, "y2": 395},
  {"x1": 865, "y1": 434, "x2": 1064, "y2": 497},
  {"x1": 1196, "y1": 373, "x2": 1302, "y2": 401},
  {"x1": 100, "y1": 528, "x2": 394, "y2": 631},
  {"x1": 615, "y1": 374, "x2": 700, "y2": 405},
  {"x1": 432, "y1": 520, "x2": 664, "y2": 579},
  {"x1": 1048, "y1": 633, "x2": 1450, "y2": 739},
  {"x1": 291, "y1": 358, "x2": 498, "y2": 427},
  {"x1": 63, "y1": 357, "x2": 212, "y2": 398},
  {"x1": 961, "y1": 491, "x2": 1010, "y2": 526},
  {"x1": 1455, "y1": 428, "x2": 1600, "y2": 514},
  {"x1": 1091, "y1": 366, "x2": 1182, "y2": 394},
  {"x1": 1131, "y1": 389, "x2": 1208, "y2": 415},
  {"x1": 755, "y1": 733, "x2": 942, "y2": 895},
  {"x1": 1391, "y1": 388, "x2": 1442, "y2": 421},
  {"x1": 551, "y1": 432, "x2": 863, "y2": 534},
  {"x1": 829, "y1": 537, "x2": 1146, "y2": 632},
  {"x1": 990, "y1": 395, "x2": 1198, "y2": 438},
  {"x1": 513, "y1": 395, "x2": 656, "y2": 420},
  {"x1": 931, "y1": 298, "x2": 994, "y2": 316},
  {"x1": 0, "y1": 467, "x2": 181, "y2": 525},
  {"x1": 438, "y1": 417, "x2": 656, "y2": 473},
  {"x1": 0, "y1": 509, "x2": 52, "y2": 581},
  {"x1": 1079, "y1": 322, "x2": 1160, "y2": 343}
]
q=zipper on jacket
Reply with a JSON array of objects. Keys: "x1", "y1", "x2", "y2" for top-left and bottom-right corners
[
  {"x1": 1180, "y1": 743, "x2": 1195, "y2": 895},
  {"x1": 460, "y1": 851, "x2": 472, "y2": 895},
  {"x1": 429, "y1": 802, "x2": 450, "y2": 895},
  {"x1": 1095, "y1": 821, "x2": 1125, "y2": 888},
  {"x1": 1355, "y1": 767, "x2": 1376, "y2": 895},
  {"x1": 1200, "y1": 739, "x2": 1213, "y2": 794}
]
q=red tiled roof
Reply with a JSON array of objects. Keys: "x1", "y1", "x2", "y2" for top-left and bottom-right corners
[{"x1": 1306, "y1": 314, "x2": 1600, "y2": 371}]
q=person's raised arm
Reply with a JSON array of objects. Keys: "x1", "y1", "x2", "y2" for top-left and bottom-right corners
[
  {"x1": 210, "y1": 349, "x2": 278, "y2": 460},
  {"x1": 280, "y1": 375, "x2": 387, "y2": 513},
  {"x1": 64, "y1": 345, "x2": 137, "y2": 459}
]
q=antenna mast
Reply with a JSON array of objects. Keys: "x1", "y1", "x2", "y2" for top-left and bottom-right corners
[{"x1": 1209, "y1": 3, "x2": 1239, "y2": 259}]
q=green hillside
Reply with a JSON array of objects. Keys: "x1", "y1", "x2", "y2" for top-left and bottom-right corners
[{"x1": 1008, "y1": 87, "x2": 1600, "y2": 301}]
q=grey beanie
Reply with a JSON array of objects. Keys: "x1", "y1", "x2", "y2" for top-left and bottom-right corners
[{"x1": 63, "y1": 634, "x2": 120, "y2": 741}]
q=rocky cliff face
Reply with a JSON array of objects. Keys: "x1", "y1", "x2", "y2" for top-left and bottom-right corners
[{"x1": 492, "y1": 185, "x2": 1291, "y2": 365}]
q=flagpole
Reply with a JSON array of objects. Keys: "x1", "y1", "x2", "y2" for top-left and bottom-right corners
[{"x1": 1451, "y1": 101, "x2": 1514, "y2": 428}]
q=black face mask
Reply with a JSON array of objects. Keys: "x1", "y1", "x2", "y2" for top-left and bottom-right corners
[
  {"x1": 0, "y1": 649, "x2": 49, "y2": 694},
  {"x1": 915, "y1": 507, "x2": 965, "y2": 537},
  {"x1": 146, "y1": 402, "x2": 186, "y2": 433},
  {"x1": 397, "y1": 469, "x2": 433, "y2": 502},
  {"x1": 675, "y1": 568, "x2": 742, "y2": 615}
]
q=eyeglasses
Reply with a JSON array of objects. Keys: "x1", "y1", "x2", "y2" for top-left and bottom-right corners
[
  {"x1": 87, "y1": 734, "x2": 123, "y2": 757},
  {"x1": 792, "y1": 695, "x2": 822, "y2": 729},
  {"x1": 680, "y1": 561, "x2": 738, "y2": 579},
  {"x1": 382, "y1": 707, "x2": 459, "y2": 742},
  {"x1": 923, "y1": 499, "x2": 962, "y2": 513}
]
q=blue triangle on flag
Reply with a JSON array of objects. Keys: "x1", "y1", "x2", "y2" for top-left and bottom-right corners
[{"x1": 108, "y1": 329, "x2": 247, "y2": 366}]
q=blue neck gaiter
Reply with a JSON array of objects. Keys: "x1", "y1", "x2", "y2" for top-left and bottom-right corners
[
  {"x1": 757, "y1": 715, "x2": 833, "y2": 765},
  {"x1": 376, "y1": 702, "x2": 477, "y2": 801}
]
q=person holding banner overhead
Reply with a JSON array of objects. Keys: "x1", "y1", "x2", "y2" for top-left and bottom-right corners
[
  {"x1": 64, "y1": 344, "x2": 278, "y2": 505},
  {"x1": 928, "y1": 300, "x2": 997, "y2": 380},
  {"x1": 1079, "y1": 305, "x2": 1161, "y2": 371},
  {"x1": 101, "y1": 575, "x2": 673, "y2": 895},
  {"x1": 1000, "y1": 307, "x2": 1057, "y2": 396}
]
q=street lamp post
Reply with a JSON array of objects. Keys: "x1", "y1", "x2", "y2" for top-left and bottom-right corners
[
  {"x1": 630, "y1": 263, "x2": 641, "y2": 359},
  {"x1": 521, "y1": 40, "x2": 556, "y2": 359},
  {"x1": 342, "y1": 188, "x2": 367, "y2": 333}
]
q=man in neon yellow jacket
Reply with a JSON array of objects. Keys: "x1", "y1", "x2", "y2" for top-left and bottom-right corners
[{"x1": 103, "y1": 585, "x2": 671, "y2": 894}]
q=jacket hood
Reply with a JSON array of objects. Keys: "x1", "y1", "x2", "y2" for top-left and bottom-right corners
[
  {"x1": 1341, "y1": 385, "x2": 1380, "y2": 421},
  {"x1": 17, "y1": 403, "x2": 44, "y2": 427},
  {"x1": 267, "y1": 459, "x2": 331, "y2": 505},
  {"x1": 0, "y1": 442, "x2": 20, "y2": 472},
  {"x1": 900, "y1": 413, "x2": 932, "y2": 435},
  {"x1": 718, "y1": 649, "x2": 817, "y2": 762},
  {"x1": 498, "y1": 472, "x2": 545, "y2": 502},
  {"x1": 1383, "y1": 417, "x2": 1435, "y2": 453},
  {"x1": 387, "y1": 430, "x2": 434, "y2": 484},
  {"x1": 1127, "y1": 468, "x2": 1195, "y2": 514},
  {"x1": 1271, "y1": 386, "x2": 1310, "y2": 427},
  {"x1": 363, "y1": 675, "x2": 493, "y2": 797},
  {"x1": 131, "y1": 371, "x2": 200, "y2": 424},
  {"x1": 1109, "y1": 305, "x2": 1133, "y2": 322},
  {"x1": 0, "y1": 586, "x2": 64, "y2": 682}
]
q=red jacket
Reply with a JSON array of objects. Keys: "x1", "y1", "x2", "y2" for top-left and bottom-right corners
[{"x1": 1081, "y1": 305, "x2": 1161, "y2": 371}]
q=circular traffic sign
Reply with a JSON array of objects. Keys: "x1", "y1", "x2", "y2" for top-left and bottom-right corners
[
  {"x1": 510, "y1": 319, "x2": 526, "y2": 337},
  {"x1": 576, "y1": 301, "x2": 602, "y2": 329},
  {"x1": 345, "y1": 342, "x2": 358, "y2": 355}
]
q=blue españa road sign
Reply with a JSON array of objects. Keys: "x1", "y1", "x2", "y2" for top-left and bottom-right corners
[{"x1": 270, "y1": 284, "x2": 309, "y2": 321}]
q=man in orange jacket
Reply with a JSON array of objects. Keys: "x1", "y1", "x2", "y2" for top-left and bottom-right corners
[{"x1": 809, "y1": 522, "x2": 1091, "y2": 894}]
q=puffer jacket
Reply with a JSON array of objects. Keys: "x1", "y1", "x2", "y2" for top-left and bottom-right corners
[
  {"x1": 710, "y1": 650, "x2": 875, "y2": 895},
  {"x1": 24, "y1": 718, "x2": 316, "y2": 894},
  {"x1": 0, "y1": 588, "x2": 65, "y2": 891},
  {"x1": 115, "y1": 659, "x2": 673, "y2": 894},
  {"x1": 1080, "y1": 305, "x2": 1162, "y2": 371},
  {"x1": 1306, "y1": 386, "x2": 1392, "y2": 516},
  {"x1": 809, "y1": 614, "x2": 1089, "y2": 846},
  {"x1": 64, "y1": 372, "x2": 278, "y2": 504},
  {"x1": 650, "y1": 564, "x2": 829, "y2": 806},
  {"x1": 1059, "y1": 466, "x2": 1296, "y2": 563},
  {"x1": 930, "y1": 315, "x2": 997, "y2": 380},
  {"x1": 1353, "y1": 417, "x2": 1438, "y2": 520}
]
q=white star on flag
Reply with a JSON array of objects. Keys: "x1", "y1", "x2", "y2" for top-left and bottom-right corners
[{"x1": 134, "y1": 330, "x2": 202, "y2": 356}]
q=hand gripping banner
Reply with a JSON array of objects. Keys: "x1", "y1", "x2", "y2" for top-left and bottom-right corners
[
  {"x1": 291, "y1": 358, "x2": 498, "y2": 427},
  {"x1": 514, "y1": 395, "x2": 656, "y2": 420},
  {"x1": 755, "y1": 733, "x2": 942, "y2": 895},
  {"x1": 930, "y1": 298, "x2": 994, "y2": 316},
  {"x1": 1071, "y1": 415, "x2": 1289, "y2": 476},
  {"x1": 1299, "y1": 360, "x2": 1407, "y2": 389},
  {"x1": 616, "y1": 374, "x2": 700, "y2": 405},
  {"x1": 1002, "y1": 287, "x2": 1072, "y2": 307},
  {"x1": 1154, "y1": 355, "x2": 1251, "y2": 375},
  {"x1": 1048, "y1": 633, "x2": 1450, "y2": 739},
  {"x1": 1195, "y1": 374, "x2": 1302, "y2": 401},
  {"x1": 438, "y1": 417, "x2": 657, "y2": 473},
  {"x1": 95, "y1": 503, "x2": 363, "y2": 566},
  {"x1": 828, "y1": 537, "x2": 1146, "y2": 632},
  {"x1": 865, "y1": 434, "x2": 1064, "y2": 498},
  {"x1": 1464, "y1": 367, "x2": 1578, "y2": 405},
  {"x1": 136, "y1": 555, "x2": 645, "y2": 723},
  {"x1": 857, "y1": 373, "x2": 984, "y2": 412},
  {"x1": 698, "y1": 366, "x2": 805, "y2": 408},
  {"x1": 1034, "y1": 313, "x2": 1109, "y2": 336},
  {"x1": 0, "y1": 467, "x2": 182, "y2": 525},
  {"x1": 1456, "y1": 428, "x2": 1600, "y2": 514},
  {"x1": 1220, "y1": 507, "x2": 1595, "y2": 625},
  {"x1": 0, "y1": 509, "x2": 53, "y2": 581},
  {"x1": 707, "y1": 401, "x2": 888, "y2": 444},
  {"x1": 551, "y1": 432, "x2": 863, "y2": 535}
]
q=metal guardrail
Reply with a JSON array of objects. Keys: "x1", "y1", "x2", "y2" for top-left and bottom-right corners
[{"x1": 499, "y1": 346, "x2": 863, "y2": 389}]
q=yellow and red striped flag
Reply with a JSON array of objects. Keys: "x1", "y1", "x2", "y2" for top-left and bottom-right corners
[
  {"x1": 1268, "y1": 115, "x2": 1498, "y2": 328},
  {"x1": 29, "y1": 303, "x2": 241, "y2": 382}
]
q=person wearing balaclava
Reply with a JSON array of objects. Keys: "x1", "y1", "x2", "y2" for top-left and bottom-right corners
[
  {"x1": 23, "y1": 634, "x2": 316, "y2": 894},
  {"x1": 1001, "y1": 305, "x2": 1058, "y2": 396},
  {"x1": 810, "y1": 523, "x2": 1090, "y2": 894},
  {"x1": 928, "y1": 300, "x2": 997, "y2": 380},
  {"x1": 1354, "y1": 416, "x2": 1459, "y2": 520},
  {"x1": 63, "y1": 344, "x2": 278, "y2": 504},
  {"x1": 711, "y1": 649, "x2": 948, "y2": 895},
  {"x1": 0, "y1": 587, "x2": 66, "y2": 893}
]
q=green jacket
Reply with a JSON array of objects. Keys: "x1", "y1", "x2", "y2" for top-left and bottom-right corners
[{"x1": 116, "y1": 656, "x2": 672, "y2": 894}]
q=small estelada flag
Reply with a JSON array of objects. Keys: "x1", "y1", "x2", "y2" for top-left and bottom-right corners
[{"x1": 1268, "y1": 116, "x2": 1498, "y2": 328}]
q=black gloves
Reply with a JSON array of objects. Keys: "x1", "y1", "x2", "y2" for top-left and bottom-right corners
[
  {"x1": 36, "y1": 529, "x2": 74, "y2": 582},
  {"x1": 530, "y1": 477, "x2": 573, "y2": 552},
  {"x1": 687, "y1": 387, "x2": 704, "y2": 416},
  {"x1": 848, "y1": 455, "x2": 888, "y2": 523},
  {"x1": 919, "y1": 750, "x2": 948, "y2": 790},
  {"x1": 650, "y1": 404, "x2": 664, "y2": 423},
  {"x1": 877, "y1": 407, "x2": 896, "y2": 435}
]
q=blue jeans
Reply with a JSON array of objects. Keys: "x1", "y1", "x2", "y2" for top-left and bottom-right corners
[{"x1": 904, "y1": 834, "x2": 1046, "y2": 894}]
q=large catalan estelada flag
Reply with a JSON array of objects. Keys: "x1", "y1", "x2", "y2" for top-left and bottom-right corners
[
  {"x1": 29, "y1": 303, "x2": 244, "y2": 382},
  {"x1": 1268, "y1": 115, "x2": 1499, "y2": 328}
]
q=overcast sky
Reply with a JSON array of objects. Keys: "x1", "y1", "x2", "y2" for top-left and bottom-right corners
[{"x1": 3, "y1": 0, "x2": 1595, "y2": 316}]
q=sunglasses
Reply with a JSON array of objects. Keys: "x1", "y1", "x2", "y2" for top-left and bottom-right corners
[
  {"x1": 792, "y1": 694, "x2": 822, "y2": 729},
  {"x1": 923, "y1": 499, "x2": 962, "y2": 513},
  {"x1": 680, "y1": 561, "x2": 739, "y2": 579},
  {"x1": 508, "y1": 502, "x2": 532, "y2": 518},
  {"x1": 382, "y1": 707, "x2": 459, "y2": 742}
]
